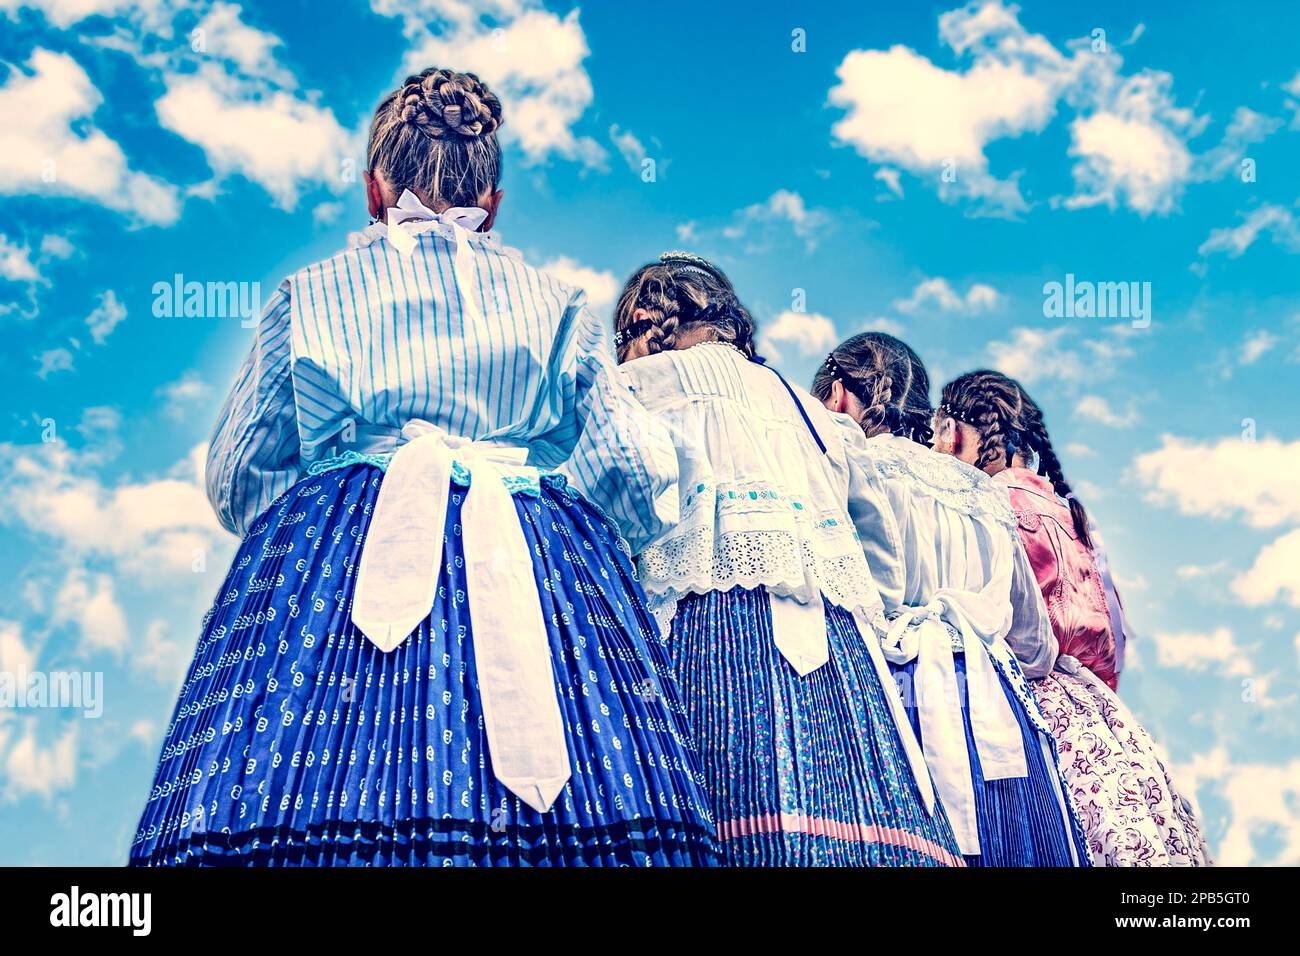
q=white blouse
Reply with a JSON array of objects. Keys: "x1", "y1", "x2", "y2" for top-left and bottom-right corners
[
  {"x1": 563, "y1": 342, "x2": 938, "y2": 811},
  {"x1": 846, "y1": 431, "x2": 1060, "y2": 855}
]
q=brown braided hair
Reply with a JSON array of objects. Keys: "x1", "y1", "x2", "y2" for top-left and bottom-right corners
[
  {"x1": 810, "y1": 332, "x2": 934, "y2": 445},
  {"x1": 613, "y1": 253, "x2": 757, "y2": 362},
  {"x1": 367, "y1": 68, "x2": 504, "y2": 210},
  {"x1": 940, "y1": 370, "x2": 1093, "y2": 547}
]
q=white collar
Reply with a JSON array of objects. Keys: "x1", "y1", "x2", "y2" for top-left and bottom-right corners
[{"x1": 382, "y1": 189, "x2": 489, "y2": 255}]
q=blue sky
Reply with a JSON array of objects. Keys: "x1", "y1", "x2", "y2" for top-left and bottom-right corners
[{"x1": 2, "y1": 0, "x2": 1298, "y2": 865}]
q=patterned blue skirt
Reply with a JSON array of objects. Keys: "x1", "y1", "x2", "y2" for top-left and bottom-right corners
[
  {"x1": 890, "y1": 652, "x2": 1089, "y2": 867},
  {"x1": 129, "y1": 464, "x2": 719, "y2": 866},
  {"x1": 669, "y1": 587, "x2": 964, "y2": 866}
]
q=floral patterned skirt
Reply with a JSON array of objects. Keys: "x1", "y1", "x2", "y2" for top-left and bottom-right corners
[
  {"x1": 129, "y1": 464, "x2": 719, "y2": 866},
  {"x1": 1034, "y1": 671, "x2": 1211, "y2": 866}
]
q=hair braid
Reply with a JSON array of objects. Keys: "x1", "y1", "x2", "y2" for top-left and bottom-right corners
[
  {"x1": 613, "y1": 255, "x2": 756, "y2": 362},
  {"x1": 1018, "y1": 392, "x2": 1093, "y2": 547},
  {"x1": 811, "y1": 332, "x2": 934, "y2": 443},
  {"x1": 942, "y1": 370, "x2": 1093, "y2": 546}
]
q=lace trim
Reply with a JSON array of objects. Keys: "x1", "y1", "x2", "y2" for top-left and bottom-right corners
[{"x1": 867, "y1": 437, "x2": 1016, "y2": 529}]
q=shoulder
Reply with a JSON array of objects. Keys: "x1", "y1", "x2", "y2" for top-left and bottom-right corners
[{"x1": 868, "y1": 436, "x2": 1015, "y2": 526}]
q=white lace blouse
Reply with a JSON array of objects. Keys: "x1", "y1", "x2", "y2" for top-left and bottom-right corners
[
  {"x1": 566, "y1": 342, "x2": 889, "y2": 633},
  {"x1": 846, "y1": 432, "x2": 1061, "y2": 855}
]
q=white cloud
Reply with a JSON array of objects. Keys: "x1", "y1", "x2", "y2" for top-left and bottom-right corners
[
  {"x1": 723, "y1": 190, "x2": 830, "y2": 251},
  {"x1": 0, "y1": 49, "x2": 180, "y2": 225},
  {"x1": 1198, "y1": 204, "x2": 1300, "y2": 259},
  {"x1": 52, "y1": 566, "x2": 128, "y2": 656},
  {"x1": 1147, "y1": 627, "x2": 1251, "y2": 677},
  {"x1": 760, "y1": 310, "x2": 839, "y2": 363},
  {"x1": 1231, "y1": 528, "x2": 1300, "y2": 608},
  {"x1": 377, "y1": 1, "x2": 603, "y2": 167},
  {"x1": 894, "y1": 276, "x2": 1000, "y2": 315},
  {"x1": 0, "y1": 720, "x2": 79, "y2": 803},
  {"x1": 1176, "y1": 747, "x2": 1300, "y2": 865},
  {"x1": 874, "y1": 166, "x2": 904, "y2": 199},
  {"x1": 829, "y1": 1, "x2": 1265, "y2": 216},
  {"x1": 538, "y1": 256, "x2": 618, "y2": 317},
  {"x1": 85, "y1": 290, "x2": 126, "y2": 345},
  {"x1": 986, "y1": 327, "x2": 1083, "y2": 383},
  {"x1": 0, "y1": 234, "x2": 39, "y2": 283},
  {"x1": 1075, "y1": 394, "x2": 1137, "y2": 427},
  {"x1": 194, "y1": 2, "x2": 295, "y2": 87},
  {"x1": 156, "y1": 63, "x2": 353, "y2": 211},
  {"x1": 35, "y1": 348, "x2": 74, "y2": 379},
  {"x1": 0, "y1": 441, "x2": 228, "y2": 579},
  {"x1": 156, "y1": 370, "x2": 213, "y2": 419},
  {"x1": 1239, "y1": 329, "x2": 1279, "y2": 366},
  {"x1": 609, "y1": 124, "x2": 647, "y2": 172},
  {"x1": 1134, "y1": 435, "x2": 1300, "y2": 529}
]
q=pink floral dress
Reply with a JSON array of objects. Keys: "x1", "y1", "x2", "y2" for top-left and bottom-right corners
[{"x1": 995, "y1": 468, "x2": 1211, "y2": 866}]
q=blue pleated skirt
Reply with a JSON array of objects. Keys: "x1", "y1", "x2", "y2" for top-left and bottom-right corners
[
  {"x1": 129, "y1": 464, "x2": 719, "y2": 866},
  {"x1": 669, "y1": 586, "x2": 965, "y2": 867},
  {"x1": 890, "y1": 652, "x2": 1089, "y2": 867}
]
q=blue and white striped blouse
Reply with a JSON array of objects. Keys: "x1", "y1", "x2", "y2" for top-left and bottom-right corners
[{"x1": 205, "y1": 216, "x2": 673, "y2": 538}]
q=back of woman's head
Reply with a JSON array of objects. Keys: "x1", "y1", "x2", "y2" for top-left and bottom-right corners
[
  {"x1": 940, "y1": 370, "x2": 1093, "y2": 547},
  {"x1": 811, "y1": 332, "x2": 933, "y2": 445},
  {"x1": 613, "y1": 252, "x2": 757, "y2": 362},
  {"x1": 367, "y1": 67, "x2": 503, "y2": 210}
]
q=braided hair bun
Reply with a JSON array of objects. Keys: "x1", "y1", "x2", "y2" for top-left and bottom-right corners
[
  {"x1": 396, "y1": 69, "x2": 502, "y2": 139},
  {"x1": 367, "y1": 67, "x2": 504, "y2": 209}
]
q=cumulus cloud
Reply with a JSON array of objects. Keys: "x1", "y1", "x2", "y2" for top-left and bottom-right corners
[
  {"x1": 0, "y1": 440, "x2": 227, "y2": 579},
  {"x1": 1134, "y1": 436, "x2": 1300, "y2": 529},
  {"x1": 893, "y1": 276, "x2": 1000, "y2": 315},
  {"x1": 1198, "y1": 204, "x2": 1300, "y2": 260},
  {"x1": 0, "y1": 49, "x2": 180, "y2": 225},
  {"x1": 1075, "y1": 394, "x2": 1138, "y2": 427},
  {"x1": 722, "y1": 190, "x2": 831, "y2": 251},
  {"x1": 986, "y1": 327, "x2": 1083, "y2": 384},
  {"x1": 829, "y1": 1, "x2": 1271, "y2": 216},
  {"x1": 1147, "y1": 627, "x2": 1251, "y2": 677},
  {"x1": 538, "y1": 256, "x2": 618, "y2": 317},
  {"x1": 760, "y1": 310, "x2": 839, "y2": 363},
  {"x1": 376, "y1": 0, "x2": 604, "y2": 167},
  {"x1": 1176, "y1": 747, "x2": 1300, "y2": 865},
  {"x1": 1232, "y1": 528, "x2": 1300, "y2": 608},
  {"x1": 156, "y1": 62, "x2": 353, "y2": 211}
]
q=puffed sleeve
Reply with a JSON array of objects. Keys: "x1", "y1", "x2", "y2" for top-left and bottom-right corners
[
  {"x1": 833, "y1": 414, "x2": 908, "y2": 611},
  {"x1": 555, "y1": 306, "x2": 681, "y2": 555},
  {"x1": 205, "y1": 280, "x2": 301, "y2": 536}
]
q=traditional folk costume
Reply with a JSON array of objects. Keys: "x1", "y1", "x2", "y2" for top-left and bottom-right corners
[
  {"x1": 565, "y1": 342, "x2": 963, "y2": 866},
  {"x1": 850, "y1": 434, "x2": 1088, "y2": 866},
  {"x1": 130, "y1": 194, "x2": 718, "y2": 866},
  {"x1": 995, "y1": 467, "x2": 1210, "y2": 866}
]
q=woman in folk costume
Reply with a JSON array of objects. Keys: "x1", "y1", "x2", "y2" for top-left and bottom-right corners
[
  {"x1": 936, "y1": 370, "x2": 1210, "y2": 866},
  {"x1": 564, "y1": 254, "x2": 963, "y2": 867},
  {"x1": 129, "y1": 69, "x2": 718, "y2": 866},
  {"x1": 812, "y1": 334, "x2": 1087, "y2": 867}
]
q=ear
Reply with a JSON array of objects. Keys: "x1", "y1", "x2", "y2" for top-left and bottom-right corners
[
  {"x1": 479, "y1": 188, "x2": 504, "y2": 232},
  {"x1": 823, "y1": 379, "x2": 849, "y2": 415},
  {"x1": 364, "y1": 171, "x2": 386, "y2": 221}
]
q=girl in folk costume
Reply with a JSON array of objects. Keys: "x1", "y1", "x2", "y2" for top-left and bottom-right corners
[
  {"x1": 813, "y1": 334, "x2": 1087, "y2": 867},
  {"x1": 129, "y1": 69, "x2": 718, "y2": 866},
  {"x1": 565, "y1": 254, "x2": 963, "y2": 867},
  {"x1": 935, "y1": 370, "x2": 1210, "y2": 866}
]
